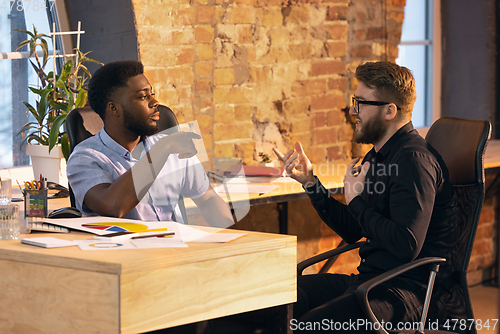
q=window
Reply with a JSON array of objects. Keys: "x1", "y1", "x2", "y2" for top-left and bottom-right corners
[
  {"x1": 0, "y1": 1, "x2": 59, "y2": 168},
  {"x1": 397, "y1": 0, "x2": 441, "y2": 129}
]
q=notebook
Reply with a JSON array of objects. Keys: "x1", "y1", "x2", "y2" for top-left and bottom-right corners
[{"x1": 21, "y1": 237, "x2": 77, "y2": 248}]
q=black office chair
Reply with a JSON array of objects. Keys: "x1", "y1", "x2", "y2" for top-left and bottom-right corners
[
  {"x1": 66, "y1": 105, "x2": 188, "y2": 223},
  {"x1": 297, "y1": 117, "x2": 491, "y2": 334}
]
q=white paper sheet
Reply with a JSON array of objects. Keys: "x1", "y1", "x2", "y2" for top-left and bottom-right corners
[
  {"x1": 75, "y1": 239, "x2": 137, "y2": 250},
  {"x1": 21, "y1": 237, "x2": 78, "y2": 248},
  {"x1": 176, "y1": 224, "x2": 246, "y2": 243}
]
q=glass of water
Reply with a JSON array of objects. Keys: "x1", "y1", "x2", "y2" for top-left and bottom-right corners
[
  {"x1": 0, "y1": 179, "x2": 12, "y2": 205},
  {"x1": 0, "y1": 204, "x2": 20, "y2": 240}
]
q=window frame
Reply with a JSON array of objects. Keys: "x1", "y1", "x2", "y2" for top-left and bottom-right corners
[{"x1": 397, "y1": 0, "x2": 441, "y2": 136}]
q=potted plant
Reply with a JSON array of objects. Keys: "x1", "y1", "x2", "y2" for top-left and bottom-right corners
[
  {"x1": 258, "y1": 152, "x2": 276, "y2": 167},
  {"x1": 14, "y1": 26, "x2": 102, "y2": 185}
]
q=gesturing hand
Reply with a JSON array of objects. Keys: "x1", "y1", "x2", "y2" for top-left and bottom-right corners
[
  {"x1": 343, "y1": 158, "x2": 370, "y2": 205},
  {"x1": 273, "y1": 142, "x2": 316, "y2": 187},
  {"x1": 164, "y1": 131, "x2": 201, "y2": 159}
]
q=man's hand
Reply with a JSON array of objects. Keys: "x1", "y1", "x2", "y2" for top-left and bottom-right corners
[
  {"x1": 273, "y1": 142, "x2": 316, "y2": 187},
  {"x1": 163, "y1": 131, "x2": 201, "y2": 159},
  {"x1": 343, "y1": 158, "x2": 370, "y2": 205}
]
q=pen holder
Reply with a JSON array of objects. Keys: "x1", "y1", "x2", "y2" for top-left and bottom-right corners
[{"x1": 24, "y1": 189, "x2": 48, "y2": 219}]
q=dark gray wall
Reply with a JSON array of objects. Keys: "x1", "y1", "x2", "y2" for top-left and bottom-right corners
[
  {"x1": 64, "y1": 0, "x2": 138, "y2": 74},
  {"x1": 441, "y1": 0, "x2": 497, "y2": 135}
]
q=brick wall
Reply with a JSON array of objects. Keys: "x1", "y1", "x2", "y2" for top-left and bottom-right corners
[
  {"x1": 130, "y1": 0, "x2": 401, "y2": 274},
  {"x1": 130, "y1": 0, "x2": 497, "y2": 281},
  {"x1": 132, "y1": 0, "x2": 406, "y2": 166}
]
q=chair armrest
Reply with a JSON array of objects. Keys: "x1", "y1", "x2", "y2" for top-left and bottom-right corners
[
  {"x1": 355, "y1": 257, "x2": 446, "y2": 334},
  {"x1": 297, "y1": 241, "x2": 364, "y2": 276}
]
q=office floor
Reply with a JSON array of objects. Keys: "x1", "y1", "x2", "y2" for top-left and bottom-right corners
[{"x1": 470, "y1": 284, "x2": 499, "y2": 333}]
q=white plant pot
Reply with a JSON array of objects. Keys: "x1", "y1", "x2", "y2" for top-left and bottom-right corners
[
  {"x1": 258, "y1": 161, "x2": 279, "y2": 167},
  {"x1": 26, "y1": 144, "x2": 68, "y2": 188}
]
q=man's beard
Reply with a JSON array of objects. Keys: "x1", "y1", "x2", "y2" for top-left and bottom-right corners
[
  {"x1": 353, "y1": 109, "x2": 386, "y2": 144},
  {"x1": 123, "y1": 108, "x2": 159, "y2": 137}
]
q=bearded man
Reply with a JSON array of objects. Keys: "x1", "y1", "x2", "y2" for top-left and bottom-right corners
[
  {"x1": 67, "y1": 60, "x2": 233, "y2": 228},
  {"x1": 274, "y1": 61, "x2": 456, "y2": 333}
]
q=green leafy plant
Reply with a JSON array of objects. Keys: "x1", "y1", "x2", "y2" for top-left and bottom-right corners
[
  {"x1": 14, "y1": 26, "x2": 102, "y2": 161},
  {"x1": 259, "y1": 152, "x2": 272, "y2": 164}
]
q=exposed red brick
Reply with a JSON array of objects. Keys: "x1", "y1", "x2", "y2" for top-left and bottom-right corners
[
  {"x1": 260, "y1": 7, "x2": 282, "y2": 27},
  {"x1": 311, "y1": 93, "x2": 344, "y2": 111},
  {"x1": 214, "y1": 142, "x2": 235, "y2": 158},
  {"x1": 354, "y1": 29, "x2": 366, "y2": 41},
  {"x1": 214, "y1": 68, "x2": 235, "y2": 85},
  {"x1": 387, "y1": 10, "x2": 405, "y2": 23},
  {"x1": 195, "y1": 79, "x2": 212, "y2": 94},
  {"x1": 327, "y1": 110, "x2": 343, "y2": 125},
  {"x1": 311, "y1": 60, "x2": 344, "y2": 76},
  {"x1": 337, "y1": 125, "x2": 353, "y2": 141},
  {"x1": 326, "y1": 5, "x2": 348, "y2": 21},
  {"x1": 195, "y1": 61, "x2": 213, "y2": 77},
  {"x1": 196, "y1": 114, "x2": 213, "y2": 133},
  {"x1": 283, "y1": 98, "x2": 311, "y2": 116},
  {"x1": 366, "y1": 27, "x2": 387, "y2": 40},
  {"x1": 306, "y1": 79, "x2": 328, "y2": 95},
  {"x1": 202, "y1": 133, "x2": 213, "y2": 151},
  {"x1": 196, "y1": 44, "x2": 214, "y2": 60},
  {"x1": 313, "y1": 127, "x2": 337, "y2": 145},
  {"x1": 214, "y1": 122, "x2": 253, "y2": 141},
  {"x1": 313, "y1": 111, "x2": 327, "y2": 127},
  {"x1": 326, "y1": 41, "x2": 348, "y2": 57},
  {"x1": 328, "y1": 77, "x2": 348, "y2": 91},
  {"x1": 478, "y1": 205, "x2": 494, "y2": 224},
  {"x1": 197, "y1": 6, "x2": 215, "y2": 23},
  {"x1": 351, "y1": 45, "x2": 372, "y2": 58},
  {"x1": 390, "y1": 0, "x2": 407, "y2": 5},
  {"x1": 195, "y1": 25, "x2": 214, "y2": 43},
  {"x1": 327, "y1": 23, "x2": 348, "y2": 40},
  {"x1": 165, "y1": 66, "x2": 194, "y2": 85},
  {"x1": 238, "y1": 25, "x2": 255, "y2": 44},
  {"x1": 327, "y1": 145, "x2": 344, "y2": 161},
  {"x1": 227, "y1": 6, "x2": 255, "y2": 24},
  {"x1": 309, "y1": 146, "x2": 327, "y2": 163}
]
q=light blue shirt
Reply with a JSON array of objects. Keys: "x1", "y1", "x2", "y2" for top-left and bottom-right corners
[{"x1": 67, "y1": 129, "x2": 209, "y2": 221}]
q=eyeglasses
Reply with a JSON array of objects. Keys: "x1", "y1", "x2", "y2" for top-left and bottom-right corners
[{"x1": 351, "y1": 96, "x2": 401, "y2": 114}]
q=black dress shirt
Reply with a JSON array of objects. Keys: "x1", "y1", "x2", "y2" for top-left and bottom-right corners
[{"x1": 305, "y1": 122, "x2": 457, "y2": 289}]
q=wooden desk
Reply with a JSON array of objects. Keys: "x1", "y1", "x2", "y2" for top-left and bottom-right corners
[
  {"x1": 0, "y1": 230, "x2": 296, "y2": 333},
  {"x1": 213, "y1": 140, "x2": 500, "y2": 233}
]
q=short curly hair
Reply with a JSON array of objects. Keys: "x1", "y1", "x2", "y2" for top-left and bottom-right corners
[
  {"x1": 88, "y1": 60, "x2": 144, "y2": 120},
  {"x1": 355, "y1": 61, "x2": 416, "y2": 119}
]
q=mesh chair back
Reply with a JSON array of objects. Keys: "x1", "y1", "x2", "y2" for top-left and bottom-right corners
[{"x1": 425, "y1": 117, "x2": 491, "y2": 333}]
